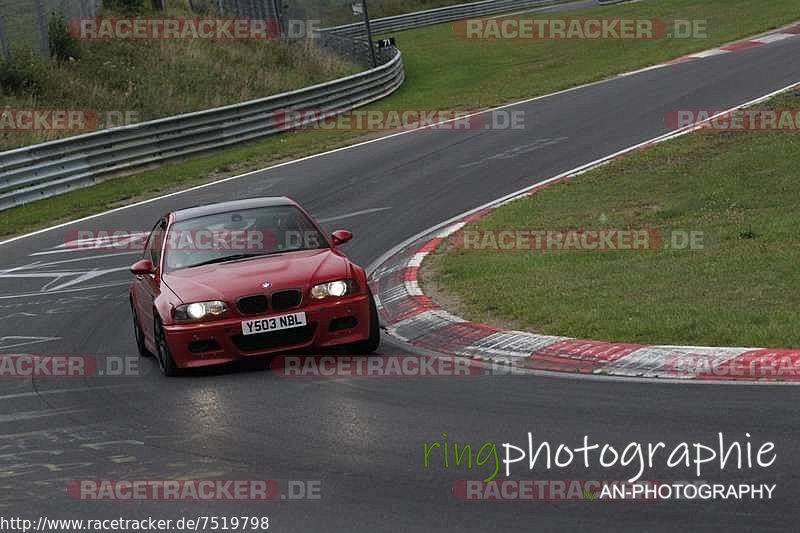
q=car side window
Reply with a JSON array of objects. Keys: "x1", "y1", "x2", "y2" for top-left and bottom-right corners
[{"x1": 144, "y1": 219, "x2": 167, "y2": 269}]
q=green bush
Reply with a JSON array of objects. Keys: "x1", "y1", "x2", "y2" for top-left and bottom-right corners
[
  {"x1": 0, "y1": 48, "x2": 47, "y2": 95},
  {"x1": 187, "y1": 0, "x2": 217, "y2": 15},
  {"x1": 104, "y1": 0, "x2": 147, "y2": 14},
  {"x1": 48, "y1": 13, "x2": 81, "y2": 62}
]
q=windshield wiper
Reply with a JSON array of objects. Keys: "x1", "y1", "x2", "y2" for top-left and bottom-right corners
[{"x1": 185, "y1": 252, "x2": 277, "y2": 268}]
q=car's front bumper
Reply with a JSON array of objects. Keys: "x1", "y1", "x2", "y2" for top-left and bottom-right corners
[{"x1": 162, "y1": 293, "x2": 372, "y2": 368}]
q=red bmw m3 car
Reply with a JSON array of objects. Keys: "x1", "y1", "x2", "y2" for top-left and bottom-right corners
[{"x1": 129, "y1": 197, "x2": 380, "y2": 376}]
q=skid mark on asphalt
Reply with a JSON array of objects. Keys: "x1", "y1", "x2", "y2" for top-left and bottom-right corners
[
  {"x1": 0, "y1": 336, "x2": 61, "y2": 350},
  {"x1": 0, "y1": 424, "x2": 259, "y2": 506},
  {"x1": 0, "y1": 385, "x2": 132, "y2": 401},
  {"x1": 0, "y1": 408, "x2": 85, "y2": 424},
  {"x1": 0, "y1": 292, "x2": 124, "y2": 310},
  {"x1": 0, "y1": 281, "x2": 131, "y2": 300},
  {"x1": 1, "y1": 235, "x2": 136, "y2": 299},
  {"x1": 458, "y1": 137, "x2": 569, "y2": 169},
  {"x1": 0, "y1": 427, "x2": 145, "y2": 490},
  {"x1": 21, "y1": 252, "x2": 140, "y2": 267},
  {"x1": 30, "y1": 232, "x2": 148, "y2": 257}
]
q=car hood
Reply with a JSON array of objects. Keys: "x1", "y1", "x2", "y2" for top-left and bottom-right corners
[{"x1": 162, "y1": 249, "x2": 351, "y2": 303}]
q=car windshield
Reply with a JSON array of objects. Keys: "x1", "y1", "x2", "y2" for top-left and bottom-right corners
[{"x1": 163, "y1": 205, "x2": 328, "y2": 272}]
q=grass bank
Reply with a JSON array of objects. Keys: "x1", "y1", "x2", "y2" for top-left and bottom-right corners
[
  {"x1": 2, "y1": 0, "x2": 799, "y2": 238},
  {"x1": 0, "y1": 2, "x2": 359, "y2": 150},
  {"x1": 428, "y1": 90, "x2": 800, "y2": 348}
]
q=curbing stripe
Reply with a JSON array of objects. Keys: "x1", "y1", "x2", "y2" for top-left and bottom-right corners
[
  {"x1": 369, "y1": 79, "x2": 800, "y2": 384},
  {"x1": 657, "y1": 24, "x2": 800, "y2": 66}
]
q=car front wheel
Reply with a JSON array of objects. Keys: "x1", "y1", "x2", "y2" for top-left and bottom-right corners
[
  {"x1": 130, "y1": 299, "x2": 151, "y2": 358},
  {"x1": 154, "y1": 317, "x2": 181, "y2": 377},
  {"x1": 347, "y1": 293, "x2": 381, "y2": 355}
]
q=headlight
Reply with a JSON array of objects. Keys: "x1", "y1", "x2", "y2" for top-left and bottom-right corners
[
  {"x1": 173, "y1": 300, "x2": 227, "y2": 321},
  {"x1": 310, "y1": 279, "x2": 358, "y2": 299}
]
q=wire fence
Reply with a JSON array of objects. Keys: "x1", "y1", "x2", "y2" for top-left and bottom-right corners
[
  {"x1": 217, "y1": 0, "x2": 279, "y2": 19},
  {"x1": 0, "y1": 0, "x2": 467, "y2": 62},
  {"x1": 0, "y1": 0, "x2": 337, "y2": 60},
  {"x1": 0, "y1": 0, "x2": 100, "y2": 58}
]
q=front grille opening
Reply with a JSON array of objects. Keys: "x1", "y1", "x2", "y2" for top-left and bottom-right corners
[
  {"x1": 271, "y1": 289, "x2": 302, "y2": 310},
  {"x1": 329, "y1": 316, "x2": 358, "y2": 331},
  {"x1": 188, "y1": 339, "x2": 222, "y2": 353},
  {"x1": 232, "y1": 325, "x2": 315, "y2": 352},
  {"x1": 237, "y1": 294, "x2": 268, "y2": 315}
]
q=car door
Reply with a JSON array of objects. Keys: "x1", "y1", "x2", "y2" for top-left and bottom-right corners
[{"x1": 132, "y1": 218, "x2": 167, "y2": 350}]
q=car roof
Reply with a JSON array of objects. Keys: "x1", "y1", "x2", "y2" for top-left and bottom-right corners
[{"x1": 170, "y1": 197, "x2": 297, "y2": 222}]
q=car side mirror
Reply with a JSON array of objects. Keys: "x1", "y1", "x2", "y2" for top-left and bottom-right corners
[
  {"x1": 130, "y1": 259, "x2": 155, "y2": 275},
  {"x1": 331, "y1": 229, "x2": 353, "y2": 246}
]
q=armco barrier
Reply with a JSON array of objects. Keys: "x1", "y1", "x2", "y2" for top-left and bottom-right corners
[
  {"x1": 0, "y1": 48, "x2": 403, "y2": 211},
  {"x1": 0, "y1": 0, "x2": 580, "y2": 210},
  {"x1": 323, "y1": 0, "x2": 570, "y2": 38}
]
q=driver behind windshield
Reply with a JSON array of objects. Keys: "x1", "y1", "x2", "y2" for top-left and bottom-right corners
[{"x1": 163, "y1": 206, "x2": 325, "y2": 271}]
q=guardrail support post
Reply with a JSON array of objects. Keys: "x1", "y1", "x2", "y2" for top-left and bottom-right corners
[
  {"x1": 360, "y1": 0, "x2": 378, "y2": 67},
  {"x1": 0, "y1": 15, "x2": 9, "y2": 59},
  {"x1": 35, "y1": 0, "x2": 49, "y2": 56}
]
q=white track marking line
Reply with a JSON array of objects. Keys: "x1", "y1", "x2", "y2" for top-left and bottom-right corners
[
  {"x1": 0, "y1": 262, "x2": 42, "y2": 273},
  {"x1": 19, "y1": 252, "x2": 140, "y2": 269},
  {"x1": 688, "y1": 49, "x2": 730, "y2": 59},
  {"x1": 0, "y1": 281, "x2": 131, "y2": 300},
  {"x1": 42, "y1": 267, "x2": 130, "y2": 292},
  {"x1": 0, "y1": 272, "x2": 89, "y2": 278},
  {"x1": 318, "y1": 207, "x2": 392, "y2": 223},
  {"x1": 407, "y1": 253, "x2": 428, "y2": 268},
  {"x1": 753, "y1": 33, "x2": 794, "y2": 44},
  {"x1": 405, "y1": 280, "x2": 424, "y2": 296},
  {"x1": 0, "y1": 267, "x2": 128, "y2": 287}
]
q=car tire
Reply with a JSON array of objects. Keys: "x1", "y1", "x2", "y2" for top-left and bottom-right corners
[
  {"x1": 130, "y1": 299, "x2": 151, "y2": 358},
  {"x1": 348, "y1": 292, "x2": 381, "y2": 355},
  {"x1": 154, "y1": 316, "x2": 181, "y2": 377}
]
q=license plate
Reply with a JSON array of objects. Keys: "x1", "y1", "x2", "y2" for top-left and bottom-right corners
[{"x1": 241, "y1": 312, "x2": 307, "y2": 336}]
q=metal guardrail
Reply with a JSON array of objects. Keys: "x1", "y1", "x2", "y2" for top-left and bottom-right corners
[
  {"x1": 323, "y1": 0, "x2": 572, "y2": 38},
  {"x1": 0, "y1": 0, "x2": 579, "y2": 211},
  {"x1": 0, "y1": 48, "x2": 403, "y2": 211}
]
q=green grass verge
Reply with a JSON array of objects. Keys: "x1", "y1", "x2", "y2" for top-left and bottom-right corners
[
  {"x1": 0, "y1": 2, "x2": 359, "y2": 150},
  {"x1": 428, "y1": 90, "x2": 800, "y2": 348},
  {"x1": 2, "y1": 0, "x2": 799, "y2": 238}
]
